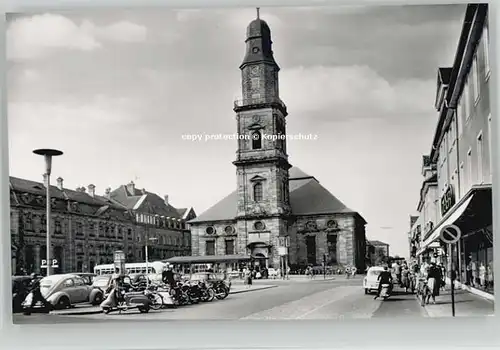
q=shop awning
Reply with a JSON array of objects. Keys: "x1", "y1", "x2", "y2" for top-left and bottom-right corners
[
  {"x1": 165, "y1": 254, "x2": 252, "y2": 264},
  {"x1": 416, "y1": 194, "x2": 474, "y2": 256}
]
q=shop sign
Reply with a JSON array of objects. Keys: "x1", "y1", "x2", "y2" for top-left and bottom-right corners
[{"x1": 440, "y1": 185, "x2": 456, "y2": 216}]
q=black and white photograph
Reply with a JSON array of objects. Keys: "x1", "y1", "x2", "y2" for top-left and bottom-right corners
[{"x1": 7, "y1": 2, "x2": 493, "y2": 323}]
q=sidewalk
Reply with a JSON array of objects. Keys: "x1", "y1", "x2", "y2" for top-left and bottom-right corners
[
  {"x1": 50, "y1": 284, "x2": 277, "y2": 316},
  {"x1": 422, "y1": 287, "x2": 494, "y2": 318},
  {"x1": 231, "y1": 275, "x2": 338, "y2": 283}
]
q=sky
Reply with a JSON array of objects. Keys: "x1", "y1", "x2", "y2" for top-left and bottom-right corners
[{"x1": 7, "y1": 4, "x2": 466, "y2": 258}]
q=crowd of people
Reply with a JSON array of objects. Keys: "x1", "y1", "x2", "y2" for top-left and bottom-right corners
[{"x1": 369, "y1": 260, "x2": 446, "y2": 303}]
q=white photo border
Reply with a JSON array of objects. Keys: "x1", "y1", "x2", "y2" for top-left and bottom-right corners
[{"x1": 0, "y1": 0, "x2": 498, "y2": 349}]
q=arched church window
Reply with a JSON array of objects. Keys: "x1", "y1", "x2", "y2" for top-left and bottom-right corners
[
  {"x1": 253, "y1": 183, "x2": 263, "y2": 202},
  {"x1": 252, "y1": 131, "x2": 262, "y2": 149}
]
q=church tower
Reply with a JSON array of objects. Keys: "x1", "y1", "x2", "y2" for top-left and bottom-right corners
[{"x1": 233, "y1": 9, "x2": 291, "y2": 269}]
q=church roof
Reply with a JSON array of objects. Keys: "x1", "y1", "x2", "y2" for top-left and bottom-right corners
[
  {"x1": 110, "y1": 185, "x2": 182, "y2": 219},
  {"x1": 189, "y1": 166, "x2": 364, "y2": 223}
]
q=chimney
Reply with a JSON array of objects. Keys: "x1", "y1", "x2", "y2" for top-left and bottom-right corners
[
  {"x1": 88, "y1": 184, "x2": 96, "y2": 198},
  {"x1": 80, "y1": 186, "x2": 86, "y2": 193},
  {"x1": 126, "y1": 181, "x2": 135, "y2": 194},
  {"x1": 141, "y1": 188, "x2": 147, "y2": 195},
  {"x1": 164, "y1": 195, "x2": 169, "y2": 206},
  {"x1": 56, "y1": 177, "x2": 64, "y2": 190},
  {"x1": 105, "y1": 187, "x2": 111, "y2": 198}
]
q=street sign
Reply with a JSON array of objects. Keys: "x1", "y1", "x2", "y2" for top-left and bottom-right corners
[
  {"x1": 278, "y1": 246, "x2": 287, "y2": 256},
  {"x1": 440, "y1": 224, "x2": 462, "y2": 244},
  {"x1": 41, "y1": 259, "x2": 58, "y2": 268}
]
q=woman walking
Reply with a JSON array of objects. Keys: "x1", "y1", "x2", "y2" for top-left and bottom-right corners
[{"x1": 426, "y1": 262, "x2": 442, "y2": 304}]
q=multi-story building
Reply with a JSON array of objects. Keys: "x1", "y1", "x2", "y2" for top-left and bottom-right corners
[
  {"x1": 366, "y1": 240, "x2": 390, "y2": 265},
  {"x1": 188, "y1": 11, "x2": 367, "y2": 272},
  {"x1": 10, "y1": 176, "x2": 195, "y2": 275},
  {"x1": 409, "y1": 156, "x2": 440, "y2": 260},
  {"x1": 110, "y1": 181, "x2": 195, "y2": 261},
  {"x1": 415, "y1": 3, "x2": 493, "y2": 295}
]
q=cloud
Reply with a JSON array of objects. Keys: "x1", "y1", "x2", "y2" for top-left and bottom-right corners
[
  {"x1": 279, "y1": 65, "x2": 434, "y2": 122},
  {"x1": 84, "y1": 20, "x2": 148, "y2": 43},
  {"x1": 7, "y1": 14, "x2": 147, "y2": 60}
]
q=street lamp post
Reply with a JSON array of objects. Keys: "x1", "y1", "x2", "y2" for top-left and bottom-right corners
[
  {"x1": 145, "y1": 236, "x2": 158, "y2": 288},
  {"x1": 33, "y1": 148, "x2": 63, "y2": 277}
]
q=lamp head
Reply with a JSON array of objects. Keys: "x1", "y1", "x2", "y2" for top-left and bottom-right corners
[{"x1": 33, "y1": 149, "x2": 63, "y2": 176}]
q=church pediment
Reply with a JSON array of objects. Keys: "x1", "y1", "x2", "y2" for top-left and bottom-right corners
[{"x1": 250, "y1": 175, "x2": 266, "y2": 182}]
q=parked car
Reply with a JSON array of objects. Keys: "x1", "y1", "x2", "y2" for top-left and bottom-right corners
[
  {"x1": 72, "y1": 273, "x2": 96, "y2": 286},
  {"x1": 363, "y1": 266, "x2": 385, "y2": 294},
  {"x1": 22, "y1": 273, "x2": 98, "y2": 309},
  {"x1": 12, "y1": 276, "x2": 32, "y2": 313},
  {"x1": 88, "y1": 275, "x2": 113, "y2": 305}
]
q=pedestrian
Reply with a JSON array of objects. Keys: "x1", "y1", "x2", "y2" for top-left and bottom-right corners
[
  {"x1": 401, "y1": 265, "x2": 410, "y2": 293},
  {"x1": 244, "y1": 267, "x2": 252, "y2": 289},
  {"x1": 23, "y1": 273, "x2": 53, "y2": 315},
  {"x1": 351, "y1": 266, "x2": 357, "y2": 277},
  {"x1": 425, "y1": 262, "x2": 442, "y2": 304},
  {"x1": 345, "y1": 266, "x2": 350, "y2": 279},
  {"x1": 162, "y1": 265, "x2": 176, "y2": 288},
  {"x1": 286, "y1": 266, "x2": 291, "y2": 280},
  {"x1": 479, "y1": 262, "x2": 486, "y2": 288},
  {"x1": 394, "y1": 262, "x2": 401, "y2": 285}
]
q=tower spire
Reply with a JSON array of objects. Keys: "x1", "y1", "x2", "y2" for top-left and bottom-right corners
[{"x1": 256, "y1": 7, "x2": 260, "y2": 19}]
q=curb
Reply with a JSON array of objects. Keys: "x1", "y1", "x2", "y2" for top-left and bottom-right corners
[
  {"x1": 51, "y1": 308, "x2": 103, "y2": 316},
  {"x1": 229, "y1": 285, "x2": 278, "y2": 294}
]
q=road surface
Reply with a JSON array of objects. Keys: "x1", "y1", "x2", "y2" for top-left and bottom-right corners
[{"x1": 13, "y1": 277, "x2": 428, "y2": 323}]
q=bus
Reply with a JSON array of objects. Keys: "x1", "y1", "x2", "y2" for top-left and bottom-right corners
[{"x1": 93, "y1": 261, "x2": 167, "y2": 276}]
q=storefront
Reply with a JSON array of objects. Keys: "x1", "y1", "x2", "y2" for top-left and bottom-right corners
[{"x1": 416, "y1": 186, "x2": 493, "y2": 294}]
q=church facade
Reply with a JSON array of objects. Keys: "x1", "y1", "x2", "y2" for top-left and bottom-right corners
[{"x1": 189, "y1": 13, "x2": 367, "y2": 271}]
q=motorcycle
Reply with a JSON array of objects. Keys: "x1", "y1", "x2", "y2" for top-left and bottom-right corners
[
  {"x1": 379, "y1": 283, "x2": 391, "y2": 300},
  {"x1": 169, "y1": 283, "x2": 191, "y2": 306},
  {"x1": 197, "y1": 281, "x2": 215, "y2": 302},
  {"x1": 100, "y1": 286, "x2": 151, "y2": 314},
  {"x1": 182, "y1": 280, "x2": 201, "y2": 304},
  {"x1": 211, "y1": 280, "x2": 230, "y2": 300}
]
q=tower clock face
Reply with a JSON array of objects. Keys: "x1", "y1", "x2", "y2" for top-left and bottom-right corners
[
  {"x1": 251, "y1": 66, "x2": 259, "y2": 75},
  {"x1": 252, "y1": 47, "x2": 260, "y2": 54}
]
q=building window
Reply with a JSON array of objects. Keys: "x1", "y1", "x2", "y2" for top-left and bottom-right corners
[
  {"x1": 76, "y1": 222, "x2": 83, "y2": 236},
  {"x1": 477, "y1": 132, "x2": 484, "y2": 183},
  {"x1": 127, "y1": 228, "x2": 132, "y2": 240},
  {"x1": 327, "y1": 234, "x2": 338, "y2": 264},
  {"x1": 463, "y1": 81, "x2": 471, "y2": 121},
  {"x1": 225, "y1": 239, "x2": 235, "y2": 255},
  {"x1": 224, "y1": 226, "x2": 234, "y2": 234},
  {"x1": 467, "y1": 148, "x2": 473, "y2": 187},
  {"x1": 206, "y1": 241, "x2": 215, "y2": 256},
  {"x1": 24, "y1": 213, "x2": 33, "y2": 231},
  {"x1": 253, "y1": 182, "x2": 263, "y2": 202},
  {"x1": 457, "y1": 103, "x2": 463, "y2": 138},
  {"x1": 252, "y1": 131, "x2": 262, "y2": 149},
  {"x1": 254, "y1": 221, "x2": 265, "y2": 231},
  {"x1": 55, "y1": 219, "x2": 62, "y2": 234},
  {"x1": 206, "y1": 226, "x2": 215, "y2": 235},
  {"x1": 484, "y1": 24, "x2": 490, "y2": 77},
  {"x1": 472, "y1": 55, "x2": 480, "y2": 103},
  {"x1": 459, "y1": 162, "x2": 465, "y2": 197},
  {"x1": 251, "y1": 77, "x2": 260, "y2": 90},
  {"x1": 88, "y1": 222, "x2": 95, "y2": 237}
]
